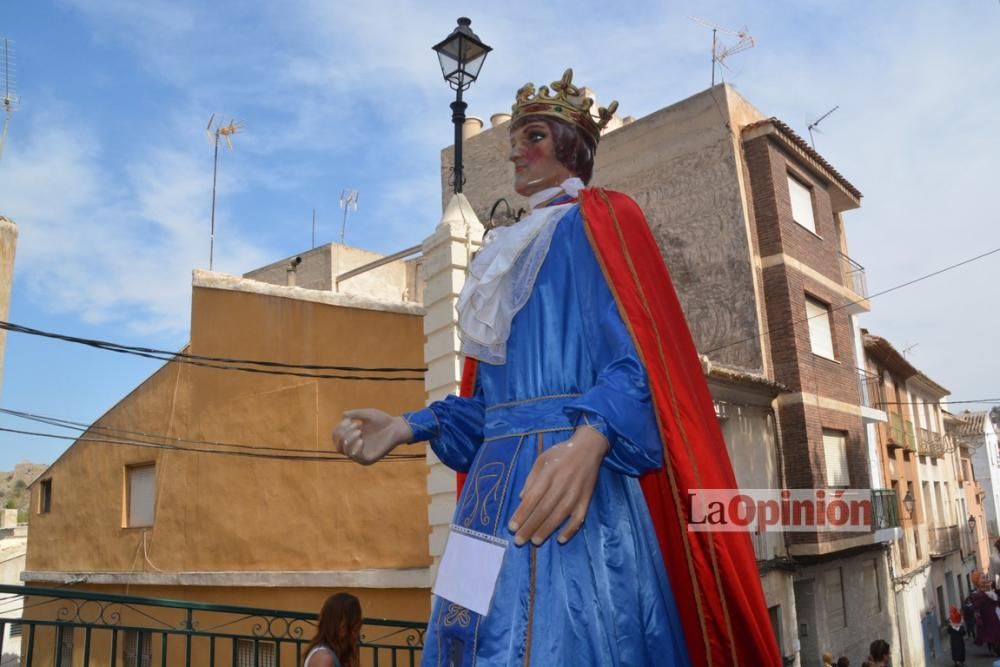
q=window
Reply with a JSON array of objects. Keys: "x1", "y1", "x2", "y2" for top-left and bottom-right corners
[
  {"x1": 787, "y1": 173, "x2": 817, "y2": 233},
  {"x1": 39, "y1": 479, "x2": 52, "y2": 514},
  {"x1": 823, "y1": 429, "x2": 850, "y2": 487},
  {"x1": 237, "y1": 639, "x2": 276, "y2": 667},
  {"x1": 126, "y1": 464, "x2": 156, "y2": 528},
  {"x1": 767, "y1": 605, "x2": 783, "y2": 656},
  {"x1": 123, "y1": 630, "x2": 152, "y2": 667},
  {"x1": 862, "y1": 559, "x2": 881, "y2": 615},
  {"x1": 805, "y1": 296, "x2": 835, "y2": 359},
  {"x1": 823, "y1": 567, "x2": 846, "y2": 629},
  {"x1": 9, "y1": 621, "x2": 22, "y2": 637}
]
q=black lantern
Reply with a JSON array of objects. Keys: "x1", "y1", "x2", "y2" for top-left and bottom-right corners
[
  {"x1": 432, "y1": 17, "x2": 492, "y2": 194},
  {"x1": 969, "y1": 514, "x2": 977, "y2": 534},
  {"x1": 902, "y1": 490, "x2": 916, "y2": 518}
]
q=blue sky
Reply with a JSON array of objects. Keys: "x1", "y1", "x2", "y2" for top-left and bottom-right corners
[{"x1": 1, "y1": 1, "x2": 998, "y2": 469}]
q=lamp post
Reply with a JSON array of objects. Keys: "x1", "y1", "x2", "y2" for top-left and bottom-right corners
[
  {"x1": 432, "y1": 17, "x2": 492, "y2": 194},
  {"x1": 902, "y1": 490, "x2": 916, "y2": 519}
]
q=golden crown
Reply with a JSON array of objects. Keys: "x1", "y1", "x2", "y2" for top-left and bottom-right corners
[{"x1": 511, "y1": 69, "x2": 619, "y2": 145}]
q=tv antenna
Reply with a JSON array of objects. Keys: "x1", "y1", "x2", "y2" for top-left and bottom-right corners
[
  {"x1": 205, "y1": 113, "x2": 244, "y2": 270},
  {"x1": 339, "y1": 190, "x2": 359, "y2": 244},
  {"x1": 688, "y1": 17, "x2": 755, "y2": 86},
  {"x1": 0, "y1": 38, "x2": 21, "y2": 162},
  {"x1": 807, "y1": 105, "x2": 839, "y2": 149}
]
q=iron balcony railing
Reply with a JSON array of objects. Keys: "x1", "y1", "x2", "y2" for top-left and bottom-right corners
[
  {"x1": 918, "y1": 427, "x2": 945, "y2": 458},
  {"x1": 871, "y1": 488, "x2": 901, "y2": 531},
  {"x1": 887, "y1": 413, "x2": 916, "y2": 451},
  {"x1": 930, "y1": 525, "x2": 961, "y2": 556},
  {"x1": 857, "y1": 368, "x2": 885, "y2": 411},
  {"x1": 0, "y1": 584, "x2": 425, "y2": 667},
  {"x1": 839, "y1": 252, "x2": 868, "y2": 299}
]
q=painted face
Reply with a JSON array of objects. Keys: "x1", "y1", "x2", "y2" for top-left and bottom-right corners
[{"x1": 508, "y1": 120, "x2": 573, "y2": 198}]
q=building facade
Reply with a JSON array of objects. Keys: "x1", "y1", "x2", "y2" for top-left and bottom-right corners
[{"x1": 24, "y1": 266, "x2": 433, "y2": 666}]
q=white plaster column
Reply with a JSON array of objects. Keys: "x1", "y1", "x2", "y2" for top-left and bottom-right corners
[
  {"x1": 0, "y1": 216, "x2": 18, "y2": 400},
  {"x1": 420, "y1": 195, "x2": 483, "y2": 578}
]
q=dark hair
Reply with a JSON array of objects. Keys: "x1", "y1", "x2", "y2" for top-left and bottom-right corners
[
  {"x1": 868, "y1": 639, "x2": 890, "y2": 662},
  {"x1": 994, "y1": 536, "x2": 1000, "y2": 552},
  {"x1": 510, "y1": 115, "x2": 596, "y2": 184},
  {"x1": 836, "y1": 657, "x2": 850, "y2": 667},
  {"x1": 305, "y1": 593, "x2": 362, "y2": 667}
]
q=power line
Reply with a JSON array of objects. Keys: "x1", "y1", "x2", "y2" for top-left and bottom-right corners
[
  {"x1": 0, "y1": 320, "x2": 425, "y2": 381},
  {"x1": 706, "y1": 244, "x2": 1000, "y2": 354},
  {"x1": 0, "y1": 426, "x2": 424, "y2": 463},
  {"x1": 0, "y1": 407, "x2": 393, "y2": 456}
]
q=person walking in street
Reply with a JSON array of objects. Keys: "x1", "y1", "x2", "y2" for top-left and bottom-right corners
[{"x1": 948, "y1": 605, "x2": 968, "y2": 666}]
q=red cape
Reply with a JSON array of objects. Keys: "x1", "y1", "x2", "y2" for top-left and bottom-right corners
[{"x1": 458, "y1": 188, "x2": 780, "y2": 666}]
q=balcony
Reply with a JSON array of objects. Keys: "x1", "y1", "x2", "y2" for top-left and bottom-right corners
[
  {"x1": 918, "y1": 428, "x2": 946, "y2": 458},
  {"x1": 930, "y1": 525, "x2": 961, "y2": 557},
  {"x1": 857, "y1": 368, "x2": 887, "y2": 422},
  {"x1": 839, "y1": 252, "x2": 870, "y2": 313},
  {"x1": 887, "y1": 413, "x2": 916, "y2": 452},
  {"x1": 0, "y1": 584, "x2": 425, "y2": 666},
  {"x1": 871, "y1": 488, "x2": 901, "y2": 531}
]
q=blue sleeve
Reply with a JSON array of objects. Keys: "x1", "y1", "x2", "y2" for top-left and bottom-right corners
[
  {"x1": 562, "y1": 220, "x2": 664, "y2": 477},
  {"x1": 402, "y1": 381, "x2": 485, "y2": 473}
]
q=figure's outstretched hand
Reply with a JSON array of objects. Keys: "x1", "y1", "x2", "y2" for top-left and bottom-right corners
[
  {"x1": 332, "y1": 409, "x2": 414, "y2": 466},
  {"x1": 508, "y1": 426, "x2": 609, "y2": 546}
]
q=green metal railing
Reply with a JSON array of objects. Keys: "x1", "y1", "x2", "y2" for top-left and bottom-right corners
[
  {"x1": 0, "y1": 584, "x2": 425, "y2": 667},
  {"x1": 888, "y1": 413, "x2": 915, "y2": 451},
  {"x1": 871, "y1": 488, "x2": 900, "y2": 531}
]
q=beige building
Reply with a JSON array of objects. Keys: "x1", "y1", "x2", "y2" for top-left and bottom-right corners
[{"x1": 24, "y1": 260, "x2": 433, "y2": 665}]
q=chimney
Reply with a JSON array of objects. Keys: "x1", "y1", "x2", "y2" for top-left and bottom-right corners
[
  {"x1": 490, "y1": 112, "x2": 511, "y2": 128},
  {"x1": 286, "y1": 256, "x2": 302, "y2": 286},
  {"x1": 462, "y1": 117, "x2": 484, "y2": 141}
]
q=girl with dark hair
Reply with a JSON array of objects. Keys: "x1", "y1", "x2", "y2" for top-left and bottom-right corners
[{"x1": 302, "y1": 593, "x2": 362, "y2": 667}]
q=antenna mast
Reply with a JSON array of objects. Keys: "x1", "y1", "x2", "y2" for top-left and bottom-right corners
[
  {"x1": 807, "y1": 105, "x2": 839, "y2": 149},
  {"x1": 204, "y1": 114, "x2": 244, "y2": 270},
  {"x1": 0, "y1": 38, "x2": 21, "y2": 162},
  {"x1": 688, "y1": 17, "x2": 755, "y2": 86},
  {"x1": 339, "y1": 190, "x2": 359, "y2": 244}
]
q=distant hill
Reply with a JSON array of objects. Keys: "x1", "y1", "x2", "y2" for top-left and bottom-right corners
[{"x1": 0, "y1": 461, "x2": 47, "y2": 522}]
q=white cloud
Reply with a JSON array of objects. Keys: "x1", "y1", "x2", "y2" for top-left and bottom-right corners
[{"x1": 0, "y1": 107, "x2": 267, "y2": 335}]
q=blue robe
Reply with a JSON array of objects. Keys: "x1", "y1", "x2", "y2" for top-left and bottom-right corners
[{"x1": 405, "y1": 204, "x2": 690, "y2": 666}]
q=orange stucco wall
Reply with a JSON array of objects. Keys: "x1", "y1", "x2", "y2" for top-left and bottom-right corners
[{"x1": 26, "y1": 284, "x2": 431, "y2": 578}]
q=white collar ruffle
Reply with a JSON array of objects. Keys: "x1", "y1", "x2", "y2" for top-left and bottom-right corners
[{"x1": 457, "y1": 177, "x2": 584, "y2": 364}]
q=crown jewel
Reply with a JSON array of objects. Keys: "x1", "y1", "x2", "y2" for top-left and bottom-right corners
[{"x1": 511, "y1": 69, "x2": 619, "y2": 145}]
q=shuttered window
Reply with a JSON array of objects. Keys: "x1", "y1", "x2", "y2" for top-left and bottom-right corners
[
  {"x1": 824, "y1": 567, "x2": 847, "y2": 629},
  {"x1": 806, "y1": 296, "x2": 835, "y2": 360},
  {"x1": 127, "y1": 464, "x2": 156, "y2": 527},
  {"x1": 823, "y1": 429, "x2": 850, "y2": 487},
  {"x1": 788, "y1": 173, "x2": 817, "y2": 233}
]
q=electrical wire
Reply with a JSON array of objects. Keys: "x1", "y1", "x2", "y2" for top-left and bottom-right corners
[
  {"x1": 0, "y1": 407, "x2": 375, "y2": 456},
  {"x1": 705, "y1": 244, "x2": 1000, "y2": 354},
  {"x1": 0, "y1": 320, "x2": 425, "y2": 382},
  {"x1": 0, "y1": 427, "x2": 424, "y2": 463}
]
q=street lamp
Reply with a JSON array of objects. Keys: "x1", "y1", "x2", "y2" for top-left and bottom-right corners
[
  {"x1": 902, "y1": 490, "x2": 916, "y2": 518},
  {"x1": 968, "y1": 515, "x2": 977, "y2": 536},
  {"x1": 432, "y1": 17, "x2": 492, "y2": 194}
]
